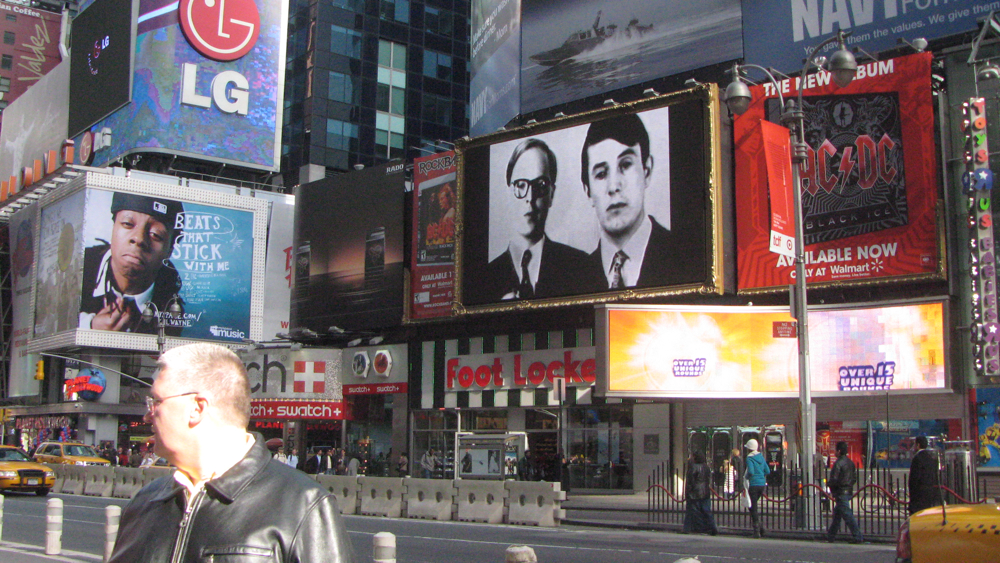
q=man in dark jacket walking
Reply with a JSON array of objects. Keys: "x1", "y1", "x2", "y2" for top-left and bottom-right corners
[
  {"x1": 109, "y1": 343, "x2": 354, "y2": 562},
  {"x1": 826, "y1": 441, "x2": 863, "y2": 543},
  {"x1": 908, "y1": 436, "x2": 941, "y2": 515},
  {"x1": 683, "y1": 451, "x2": 719, "y2": 535}
]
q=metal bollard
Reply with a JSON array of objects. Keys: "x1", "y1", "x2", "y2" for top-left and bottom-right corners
[
  {"x1": 45, "y1": 497, "x2": 63, "y2": 555},
  {"x1": 104, "y1": 505, "x2": 121, "y2": 562},
  {"x1": 505, "y1": 545, "x2": 537, "y2": 563},
  {"x1": 373, "y1": 531, "x2": 396, "y2": 563}
]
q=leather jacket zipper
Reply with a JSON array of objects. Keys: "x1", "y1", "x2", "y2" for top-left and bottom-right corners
[{"x1": 172, "y1": 487, "x2": 207, "y2": 563}]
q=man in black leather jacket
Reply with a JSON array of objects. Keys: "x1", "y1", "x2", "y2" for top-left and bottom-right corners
[
  {"x1": 109, "y1": 343, "x2": 354, "y2": 563},
  {"x1": 826, "y1": 441, "x2": 863, "y2": 544}
]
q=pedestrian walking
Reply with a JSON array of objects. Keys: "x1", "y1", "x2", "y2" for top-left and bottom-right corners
[
  {"x1": 397, "y1": 451, "x2": 408, "y2": 476},
  {"x1": 286, "y1": 448, "x2": 299, "y2": 469},
  {"x1": 108, "y1": 342, "x2": 354, "y2": 562},
  {"x1": 683, "y1": 451, "x2": 719, "y2": 535},
  {"x1": 908, "y1": 435, "x2": 941, "y2": 515},
  {"x1": 420, "y1": 448, "x2": 438, "y2": 478},
  {"x1": 826, "y1": 441, "x2": 863, "y2": 543},
  {"x1": 744, "y1": 439, "x2": 770, "y2": 538}
]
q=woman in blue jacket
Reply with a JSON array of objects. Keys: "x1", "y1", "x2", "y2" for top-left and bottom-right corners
[{"x1": 744, "y1": 438, "x2": 770, "y2": 538}]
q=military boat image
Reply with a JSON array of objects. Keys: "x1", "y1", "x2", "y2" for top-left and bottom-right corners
[{"x1": 529, "y1": 11, "x2": 654, "y2": 67}]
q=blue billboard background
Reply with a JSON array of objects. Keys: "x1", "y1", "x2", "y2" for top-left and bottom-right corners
[
  {"x1": 743, "y1": 0, "x2": 993, "y2": 74},
  {"x1": 80, "y1": 189, "x2": 255, "y2": 342},
  {"x1": 72, "y1": 0, "x2": 285, "y2": 170}
]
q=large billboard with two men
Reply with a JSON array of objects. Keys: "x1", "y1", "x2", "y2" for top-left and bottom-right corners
[{"x1": 458, "y1": 85, "x2": 722, "y2": 311}]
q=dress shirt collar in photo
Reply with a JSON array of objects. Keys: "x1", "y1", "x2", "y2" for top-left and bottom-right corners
[
  {"x1": 511, "y1": 235, "x2": 546, "y2": 289},
  {"x1": 599, "y1": 216, "x2": 652, "y2": 288}
]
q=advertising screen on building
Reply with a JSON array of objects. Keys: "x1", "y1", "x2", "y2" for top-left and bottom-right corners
[
  {"x1": 735, "y1": 53, "x2": 940, "y2": 291},
  {"x1": 519, "y1": 0, "x2": 741, "y2": 115},
  {"x1": 291, "y1": 163, "x2": 406, "y2": 332},
  {"x1": 8, "y1": 206, "x2": 38, "y2": 398},
  {"x1": 67, "y1": 0, "x2": 136, "y2": 137},
  {"x1": 410, "y1": 151, "x2": 456, "y2": 320},
  {"x1": 469, "y1": 0, "x2": 520, "y2": 137},
  {"x1": 598, "y1": 301, "x2": 948, "y2": 398},
  {"x1": 70, "y1": 0, "x2": 287, "y2": 170},
  {"x1": 0, "y1": 60, "x2": 69, "y2": 187},
  {"x1": 32, "y1": 178, "x2": 265, "y2": 346},
  {"x1": 742, "y1": 0, "x2": 994, "y2": 75},
  {"x1": 459, "y1": 86, "x2": 721, "y2": 310}
]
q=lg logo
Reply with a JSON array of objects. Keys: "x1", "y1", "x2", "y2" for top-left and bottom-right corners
[
  {"x1": 179, "y1": 0, "x2": 259, "y2": 61},
  {"x1": 178, "y1": 0, "x2": 259, "y2": 115}
]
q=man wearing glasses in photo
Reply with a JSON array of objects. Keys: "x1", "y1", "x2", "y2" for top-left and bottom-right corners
[
  {"x1": 110, "y1": 343, "x2": 354, "y2": 563},
  {"x1": 485, "y1": 138, "x2": 603, "y2": 300}
]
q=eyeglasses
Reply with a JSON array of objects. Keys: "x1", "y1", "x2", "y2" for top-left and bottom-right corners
[
  {"x1": 510, "y1": 177, "x2": 552, "y2": 200},
  {"x1": 145, "y1": 392, "x2": 198, "y2": 413}
]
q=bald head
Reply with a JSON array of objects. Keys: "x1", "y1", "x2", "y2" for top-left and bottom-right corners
[{"x1": 158, "y1": 343, "x2": 250, "y2": 428}]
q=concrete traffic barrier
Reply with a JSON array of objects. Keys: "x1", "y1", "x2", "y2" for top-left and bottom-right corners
[
  {"x1": 111, "y1": 467, "x2": 144, "y2": 499},
  {"x1": 505, "y1": 481, "x2": 566, "y2": 527},
  {"x1": 141, "y1": 466, "x2": 173, "y2": 486},
  {"x1": 358, "y1": 476, "x2": 406, "y2": 518},
  {"x1": 60, "y1": 466, "x2": 86, "y2": 495},
  {"x1": 50, "y1": 465, "x2": 67, "y2": 494},
  {"x1": 455, "y1": 480, "x2": 507, "y2": 524},
  {"x1": 505, "y1": 546, "x2": 537, "y2": 562},
  {"x1": 46, "y1": 498, "x2": 62, "y2": 555},
  {"x1": 373, "y1": 531, "x2": 395, "y2": 563},
  {"x1": 314, "y1": 475, "x2": 361, "y2": 515},
  {"x1": 104, "y1": 505, "x2": 120, "y2": 562},
  {"x1": 83, "y1": 466, "x2": 115, "y2": 497},
  {"x1": 403, "y1": 477, "x2": 455, "y2": 521}
]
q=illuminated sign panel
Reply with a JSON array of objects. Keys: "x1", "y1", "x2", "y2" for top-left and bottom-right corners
[{"x1": 599, "y1": 302, "x2": 947, "y2": 398}]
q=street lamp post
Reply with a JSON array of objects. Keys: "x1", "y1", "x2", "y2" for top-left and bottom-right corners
[
  {"x1": 726, "y1": 30, "x2": 857, "y2": 526},
  {"x1": 141, "y1": 295, "x2": 183, "y2": 355}
]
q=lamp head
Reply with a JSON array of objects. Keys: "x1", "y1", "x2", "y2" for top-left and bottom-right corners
[
  {"x1": 166, "y1": 295, "x2": 183, "y2": 317},
  {"x1": 725, "y1": 77, "x2": 752, "y2": 115},
  {"x1": 141, "y1": 303, "x2": 155, "y2": 325},
  {"x1": 827, "y1": 45, "x2": 858, "y2": 88}
]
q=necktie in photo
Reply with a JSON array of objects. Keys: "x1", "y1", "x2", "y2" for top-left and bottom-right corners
[
  {"x1": 122, "y1": 297, "x2": 142, "y2": 332},
  {"x1": 610, "y1": 250, "x2": 628, "y2": 289},
  {"x1": 519, "y1": 249, "x2": 534, "y2": 299}
]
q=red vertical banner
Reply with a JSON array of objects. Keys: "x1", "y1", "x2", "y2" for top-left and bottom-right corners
[
  {"x1": 761, "y1": 121, "x2": 795, "y2": 258},
  {"x1": 410, "y1": 151, "x2": 457, "y2": 319},
  {"x1": 734, "y1": 52, "x2": 939, "y2": 290}
]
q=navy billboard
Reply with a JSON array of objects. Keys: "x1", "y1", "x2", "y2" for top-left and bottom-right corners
[
  {"x1": 743, "y1": 0, "x2": 995, "y2": 74},
  {"x1": 520, "y1": 0, "x2": 741, "y2": 114}
]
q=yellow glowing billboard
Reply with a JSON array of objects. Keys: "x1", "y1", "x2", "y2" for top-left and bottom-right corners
[{"x1": 598, "y1": 301, "x2": 947, "y2": 398}]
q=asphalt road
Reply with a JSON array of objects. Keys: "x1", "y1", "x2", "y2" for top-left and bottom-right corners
[{"x1": 1, "y1": 492, "x2": 897, "y2": 563}]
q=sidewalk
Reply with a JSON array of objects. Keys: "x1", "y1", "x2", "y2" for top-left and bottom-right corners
[{"x1": 0, "y1": 541, "x2": 102, "y2": 563}]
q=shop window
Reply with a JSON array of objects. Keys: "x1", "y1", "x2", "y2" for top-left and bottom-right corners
[
  {"x1": 525, "y1": 408, "x2": 558, "y2": 430},
  {"x1": 464, "y1": 409, "x2": 508, "y2": 431}
]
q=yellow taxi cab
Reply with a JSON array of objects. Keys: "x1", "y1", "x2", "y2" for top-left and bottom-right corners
[
  {"x1": 32, "y1": 441, "x2": 111, "y2": 466},
  {"x1": 896, "y1": 503, "x2": 1000, "y2": 562},
  {"x1": 0, "y1": 445, "x2": 56, "y2": 495}
]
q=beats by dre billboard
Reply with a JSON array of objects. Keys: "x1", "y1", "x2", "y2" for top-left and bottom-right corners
[{"x1": 70, "y1": 0, "x2": 287, "y2": 171}]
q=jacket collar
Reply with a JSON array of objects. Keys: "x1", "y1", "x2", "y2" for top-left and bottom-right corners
[{"x1": 149, "y1": 434, "x2": 269, "y2": 504}]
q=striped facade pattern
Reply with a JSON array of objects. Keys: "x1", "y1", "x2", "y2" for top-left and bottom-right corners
[{"x1": 414, "y1": 329, "x2": 627, "y2": 410}]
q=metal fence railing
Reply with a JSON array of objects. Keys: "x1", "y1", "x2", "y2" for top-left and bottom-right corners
[{"x1": 647, "y1": 460, "x2": 995, "y2": 540}]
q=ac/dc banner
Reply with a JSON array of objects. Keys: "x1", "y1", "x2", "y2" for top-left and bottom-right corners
[{"x1": 735, "y1": 52, "x2": 939, "y2": 291}]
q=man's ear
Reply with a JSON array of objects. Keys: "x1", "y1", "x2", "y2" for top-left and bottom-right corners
[
  {"x1": 582, "y1": 182, "x2": 590, "y2": 199},
  {"x1": 644, "y1": 155, "x2": 654, "y2": 181},
  {"x1": 188, "y1": 395, "x2": 208, "y2": 427}
]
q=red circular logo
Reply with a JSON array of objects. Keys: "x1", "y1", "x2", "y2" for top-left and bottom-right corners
[
  {"x1": 179, "y1": 0, "x2": 261, "y2": 62},
  {"x1": 79, "y1": 131, "x2": 94, "y2": 165}
]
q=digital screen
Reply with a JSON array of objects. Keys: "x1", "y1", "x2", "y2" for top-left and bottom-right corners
[
  {"x1": 291, "y1": 163, "x2": 406, "y2": 331},
  {"x1": 68, "y1": 0, "x2": 135, "y2": 137},
  {"x1": 601, "y1": 301, "x2": 947, "y2": 398}
]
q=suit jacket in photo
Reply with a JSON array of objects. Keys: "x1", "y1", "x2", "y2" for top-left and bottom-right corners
[
  {"x1": 484, "y1": 237, "x2": 604, "y2": 301},
  {"x1": 588, "y1": 216, "x2": 704, "y2": 289}
]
